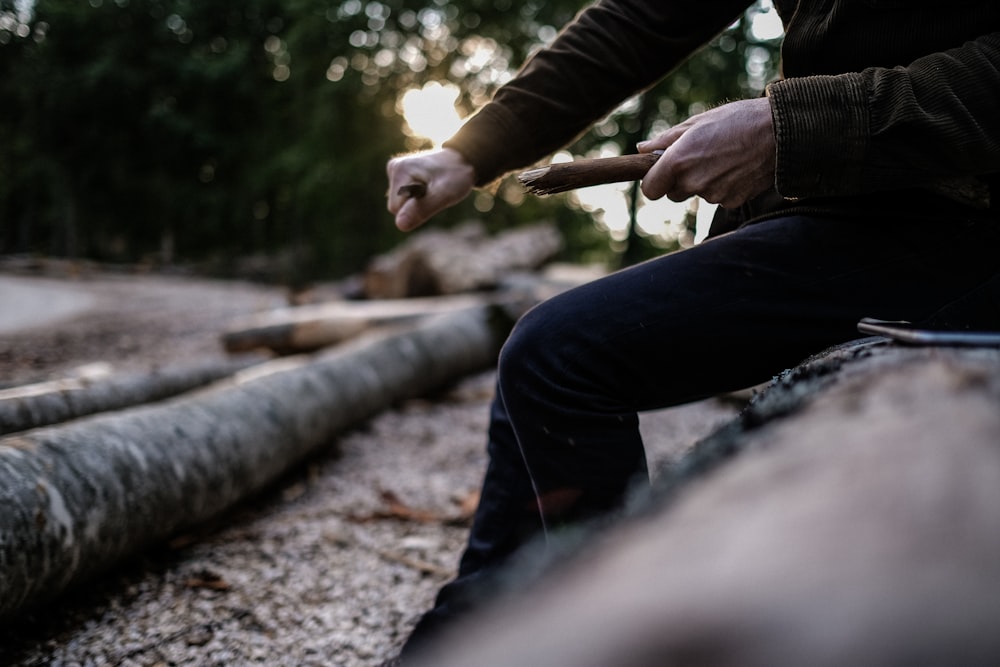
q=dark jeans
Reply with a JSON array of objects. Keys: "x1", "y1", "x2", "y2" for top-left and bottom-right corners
[{"x1": 401, "y1": 200, "x2": 1000, "y2": 656}]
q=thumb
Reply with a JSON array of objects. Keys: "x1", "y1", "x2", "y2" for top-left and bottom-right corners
[{"x1": 395, "y1": 198, "x2": 428, "y2": 232}]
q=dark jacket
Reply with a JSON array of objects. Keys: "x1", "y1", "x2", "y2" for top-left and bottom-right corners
[{"x1": 444, "y1": 0, "x2": 1000, "y2": 212}]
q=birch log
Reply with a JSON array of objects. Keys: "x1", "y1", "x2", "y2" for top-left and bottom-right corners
[
  {"x1": 0, "y1": 357, "x2": 262, "y2": 436},
  {"x1": 0, "y1": 305, "x2": 510, "y2": 619}
]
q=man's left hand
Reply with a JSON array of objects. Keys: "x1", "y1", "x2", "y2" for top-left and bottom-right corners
[{"x1": 637, "y1": 97, "x2": 776, "y2": 208}]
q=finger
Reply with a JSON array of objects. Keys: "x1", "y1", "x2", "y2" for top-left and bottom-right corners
[
  {"x1": 395, "y1": 198, "x2": 428, "y2": 232},
  {"x1": 637, "y1": 121, "x2": 690, "y2": 153},
  {"x1": 386, "y1": 187, "x2": 406, "y2": 216},
  {"x1": 386, "y1": 160, "x2": 405, "y2": 214},
  {"x1": 395, "y1": 185, "x2": 455, "y2": 231},
  {"x1": 386, "y1": 158, "x2": 425, "y2": 212},
  {"x1": 387, "y1": 177, "x2": 426, "y2": 214},
  {"x1": 639, "y1": 149, "x2": 680, "y2": 200}
]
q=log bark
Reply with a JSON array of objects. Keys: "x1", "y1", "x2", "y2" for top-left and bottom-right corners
[
  {"x1": 221, "y1": 294, "x2": 494, "y2": 354},
  {"x1": 0, "y1": 357, "x2": 261, "y2": 436},
  {"x1": 0, "y1": 305, "x2": 511, "y2": 620},
  {"x1": 417, "y1": 342, "x2": 1000, "y2": 667},
  {"x1": 363, "y1": 222, "x2": 563, "y2": 299}
]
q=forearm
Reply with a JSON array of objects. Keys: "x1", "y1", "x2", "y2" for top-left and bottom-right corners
[
  {"x1": 768, "y1": 31, "x2": 1000, "y2": 201},
  {"x1": 445, "y1": 0, "x2": 751, "y2": 185}
]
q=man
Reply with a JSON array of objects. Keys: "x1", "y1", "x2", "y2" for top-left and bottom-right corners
[{"x1": 385, "y1": 0, "x2": 1000, "y2": 659}]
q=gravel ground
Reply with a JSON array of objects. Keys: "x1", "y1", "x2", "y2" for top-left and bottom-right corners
[
  {"x1": 0, "y1": 270, "x2": 285, "y2": 386},
  {"x1": 0, "y1": 268, "x2": 740, "y2": 666}
]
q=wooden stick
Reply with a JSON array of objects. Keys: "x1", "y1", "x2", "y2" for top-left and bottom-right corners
[{"x1": 518, "y1": 151, "x2": 663, "y2": 195}]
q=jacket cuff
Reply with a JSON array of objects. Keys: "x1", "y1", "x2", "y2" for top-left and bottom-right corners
[
  {"x1": 767, "y1": 73, "x2": 870, "y2": 199},
  {"x1": 443, "y1": 104, "x2": 530, "y2": 187}
]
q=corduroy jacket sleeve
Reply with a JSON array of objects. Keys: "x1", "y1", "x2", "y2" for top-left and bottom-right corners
[
  {"x1": 768, "y1": 30, "x2": 1000, "y2": 202},
  {"x1": 444, "y1": 0, "x2": 751, "y2": 186}
]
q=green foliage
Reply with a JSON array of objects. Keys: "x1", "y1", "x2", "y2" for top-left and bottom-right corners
[{"x1": 0, "y1": 0, "x2": 780, "y2": 281}]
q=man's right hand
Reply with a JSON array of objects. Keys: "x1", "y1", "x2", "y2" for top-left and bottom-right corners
[{"x1": 386, "y1": 148, "x2": 477, "y2": 232}]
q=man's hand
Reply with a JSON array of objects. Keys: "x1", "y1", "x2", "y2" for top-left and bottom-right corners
[
  {"x1": 386, "y1": 148, "x2": 477, "y2": 232},
  {"x1": 637, "y1": 97, "x2": 776, "y2": 208}
]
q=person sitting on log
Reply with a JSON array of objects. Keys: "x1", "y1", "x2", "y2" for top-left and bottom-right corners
[{"x1": 385, "y1": 0, "x2": 1000, "y2": 660}]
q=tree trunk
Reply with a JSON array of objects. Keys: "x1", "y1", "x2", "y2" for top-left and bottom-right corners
[{"x1": 0, "y1": 305, "x2": 512, "y2": 620}]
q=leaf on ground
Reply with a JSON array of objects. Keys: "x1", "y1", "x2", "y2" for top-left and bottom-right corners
[
  {"x1": 377, "y1": 490, "x2": 441, "y2": 523},
  {"x1": 184, "y1": 569, "x2": 230, "y2": 591},
  {"x1": 345, "y1": 488, "x2": 481, "y2": 525},
  {"x1": 344, "y1": 489, "x2": 447, "y2": 524},
  {"x1": 446, "y1": 489, "x2": 480, "y2": 526}
]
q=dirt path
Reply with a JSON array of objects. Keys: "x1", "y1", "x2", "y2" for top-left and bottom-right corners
[{"x1": 0, "y1": 270, "x2": 741, "y2": 666}]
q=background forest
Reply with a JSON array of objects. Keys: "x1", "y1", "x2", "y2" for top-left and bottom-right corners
[{"x1": 0, "y1": 0, "x2": 781, "y2": 283}]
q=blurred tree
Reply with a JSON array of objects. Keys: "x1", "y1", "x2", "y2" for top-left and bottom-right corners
[{"x1": 1, "y1": 0, "x2": 290, "y2": 265}]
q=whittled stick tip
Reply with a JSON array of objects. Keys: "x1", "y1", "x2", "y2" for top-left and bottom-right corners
[
  {"x1": 517, "y1": 151, "x2": 663, "y2": 196},
  {"x1": 517, "y1": 166, "x2": 571, "y2": 195}
]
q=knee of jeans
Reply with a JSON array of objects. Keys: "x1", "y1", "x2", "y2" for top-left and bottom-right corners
[
  {"x1": 497, "y1": 312, "x2": 540, "y2": 386},
  {"x1": 497, "y1": 301, "x2": 575, "y2": 397}
]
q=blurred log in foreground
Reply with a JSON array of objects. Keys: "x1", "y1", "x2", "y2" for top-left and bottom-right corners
[
  {"x1": 416, "y1": 341, "x2": 1000, "y2": 667},
  {"x1": 364, "y1": 221, "x2": 563, "y2": 299},
  {"x1": 0, "y1": 305, "x2": 513, "y2": 620},
  {"x1": 223, "y1": 264, "x2": 603, "y2": 356}
]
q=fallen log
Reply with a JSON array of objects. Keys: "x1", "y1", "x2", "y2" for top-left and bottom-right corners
[
  {"x1": 363, "y1": 221, "x2": 563, "y2": 298},
  {"x1": 0, "y1": 305, "x2": 512, "y2": 620},
  {"x1": 221, "y1": 294, "x2": 492, "y2": 354},
  {"x1": 223, "y1": 263, "x2": 602, "y2": 356},
  {"x1": 0, "y1": 357, "x2": 262, "y2": 436},
  {"x1": 416, "y1": 342, "x2": 1000, "y2": 666}
]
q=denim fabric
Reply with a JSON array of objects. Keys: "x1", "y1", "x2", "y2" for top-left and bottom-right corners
[{"x1": 401, "y1": 206, "x2": 1000, "y2": 656}]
